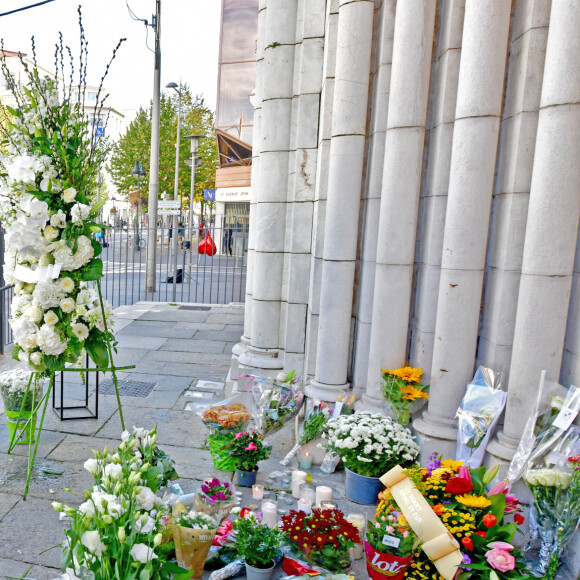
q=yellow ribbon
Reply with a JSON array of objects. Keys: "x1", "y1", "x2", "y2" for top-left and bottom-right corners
[{"x1": 381, "y1": 465, "x2": 463, "y2": 580}]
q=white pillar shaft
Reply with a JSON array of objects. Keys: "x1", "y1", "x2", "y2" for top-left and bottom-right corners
[
  {"x1": 418, "y1": 0, "x2": 511, "y2": 435},
  {"x1": 363, "y1": 0, "x2": 436, "y2": 403},
  {"x1": 502, "y1": 0, "x2": 580, "y2": 443},
  {"x1": 246, "y1": 0, "x2": 297, "y2": 358},
  {"x1": 409, "y1": 0, "x2": 465, "y2": 385},
  {"x1": 309, "y1": 0, "x2": 374, "y2": 397},
  {"x1": 352, "y1": 0, "x2": 397, "y2": 392}
]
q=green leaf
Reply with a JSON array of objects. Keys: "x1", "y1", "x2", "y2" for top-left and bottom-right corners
[
  {"x1": 90, "y1": 198, "x2": 107, "y2": 217},
  {"x1": 79, "y1": 258, "x2": 103, "y2": 281},
  {"x1": 489, "y1": 493, "x2": 506, "y2": 522},
  {"x1": 91, "y1": 237, "x2": 103, "y2": 257},
  {"x1": 85, "y1": 331, "x2": 109, "y2": 368}
]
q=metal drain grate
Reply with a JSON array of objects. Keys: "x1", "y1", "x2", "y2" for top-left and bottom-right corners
[
  {"x1": 100, "y1": 380, "x2": 156, "y2": 398},
  {"x1": 178, "y1": 305, "x2": 211, "y2": 311}
]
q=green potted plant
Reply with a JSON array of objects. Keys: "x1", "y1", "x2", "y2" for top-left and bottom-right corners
[
  {"x1": 225, "y1": 430, "x2": 272, "y2": 486},
  {"x1": 233, "y1": 513, "x2": 283, "y2": 580}
]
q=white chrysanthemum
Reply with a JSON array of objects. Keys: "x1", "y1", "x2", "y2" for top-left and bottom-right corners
[
  {"x1": 59, "y1": 277, "x2": 75, "y2": 293},
  {"x1": 52, "y1": 236, "x2": 94, "y2": 271},
  {"x1": 60, "y1": 297, "x2": 76, "y2": 313},
  {"x1": 71, "y1": 322, "x2": 89, "y2": 341},
  {"x1": 50, "y1": 209, "x2": 67, "y2": 228},
  {"x1": 70, "y1": 202, "x2": 90, "y2": 224},
  {"x1": 62, "y1": 187, "x2": 77, "y2": 203},
  {"x1": 44, "y1": 310, "x2": 59, "y2": 325},
  {"x1": 36, "y1": 324, "x2": 66, "y2": 356}
]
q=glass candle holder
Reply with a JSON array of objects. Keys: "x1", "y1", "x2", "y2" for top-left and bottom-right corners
[{"x1": 252, "y1": 484, "x2": 264, "y2": 500}]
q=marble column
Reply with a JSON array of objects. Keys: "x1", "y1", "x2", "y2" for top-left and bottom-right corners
[
  {"x1": 409, "y1": 0, "x2": 465, "y2": 385},
  {"x1": 488, "y1": 0, "x2": 580, "y2": 461},
  {"x1": 306, "y1": 0, "x2": 374, "y2": 401},
  {"x1": 414, "y1": 0, "x2": 511, "y2": 459},
  {"x1": 476, "y1": 0, "x2": 551, "y2": 380},
  {"x1": 351, "y1": 0, "x2": 397, "y2": 394},
  {"x1": 359, "y1": 0, "x2": 436, "y2": 409},
  {"x1": 238, "y1": 0, "x2": 298, "y2": 376}
]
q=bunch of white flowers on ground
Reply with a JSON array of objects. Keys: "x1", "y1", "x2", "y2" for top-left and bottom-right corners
[
  {"x1": 54, "y1": 426, "x2": 190, "y2": 580},
  {"x1": 0, "y1": 58, "x2": 115, "y2": 376},
  {"x1": 0, "y1": 367, "x2": 43, "y2": 412},
  {"x1": 176, "y1": 510, "x2": 218, "y2": 531},
  {"x1": 324, "y1": 411, "x2": 420, "y2": 478}
]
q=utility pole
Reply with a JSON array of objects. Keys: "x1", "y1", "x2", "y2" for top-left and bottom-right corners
[{"x1": 145, "y1": 0, "x2": 161, "y2": 293}]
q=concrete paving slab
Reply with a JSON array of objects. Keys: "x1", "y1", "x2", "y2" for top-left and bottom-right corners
[
  {"x1": 194, "y1": 328, "x2": 243, "y2": 342},
  {"x1": 176, "y1": 321, "x2": 227, "y2": 332},
  {"x1": 0, "y1": 496, "x2": 66, "y2": 569},
  {"x1": 95, "y1": 406, "x2": 207, "y2": 448},
  {"x1": 0, "y1": 423, "x2": 66, "y2": 460},
  {"x1": 205, "y1": 313, "x2": 244, "y2": 325},
  {"x1": 194, "y1": 380, "x2": 225, "y2": 392},
  {"x1": 99, "y1": 388, "x2": 184, "y2": 410},
  {"x1": 146, "y1": 350, "x2": 232, "y2": 366},
  {"x1": 139, "y1": 309, "x2": 210, "y2": 323},
  {"x1": 122, "y1": 374, "x2": 194, "y2": 392},
  {"x1": 46, "y1": 434, "x2": 123, "y2": 463},
  {"x1": 114, "y1": 335, "x2": 168, "y2": 350},
  {"x1": 0, "y1": 558, "x2": 61, "y2": 580},
  {"x1": 119, "y1": 320, "x2": 195, "y2": 339},
  {"x1": 0, "y1": 493, "x2": 20, "y2": 521},
  {"x1": 153, "y1": 362, "x2": 230, "y2": 381},
  {"x1": 160, "y1": 338, "x2": 227, "y2": 354}
]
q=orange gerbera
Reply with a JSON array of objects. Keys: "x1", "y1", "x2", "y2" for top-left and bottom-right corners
[{"x1": 400, "y1": 385, "x2": 429, "y2": 401}]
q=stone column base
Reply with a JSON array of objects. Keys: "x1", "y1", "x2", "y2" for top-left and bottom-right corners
[
  {"x1": 355, "y1": 392, "x2": 386, "y2": 412},
  {"x1": 305, "y1": 378, "x2": 348, "y2": 402},
  {"x1": 235, "y1": 346, "x2": 284, "y2": 392},
  {"x1": 412, "y1": 410, "x2": 458, "y2": 462}
]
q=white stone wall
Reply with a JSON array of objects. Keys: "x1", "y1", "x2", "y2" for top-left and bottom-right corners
[{"x1": 235, "y1": 0, "x2": 580, "y2": 463}]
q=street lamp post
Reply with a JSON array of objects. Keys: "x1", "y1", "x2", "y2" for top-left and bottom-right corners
[
  {"x1": 185, "y1": 134, "x2": 205, "y2": 242},
  {"x1": 131, "y1": 160, "x2": 146, "y2": 251}
]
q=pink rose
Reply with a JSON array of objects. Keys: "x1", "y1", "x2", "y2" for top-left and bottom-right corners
[
  {"x1": 235, "y1": 433, "x2": 242, "y2": 439},
  {"x1": 244, "y1": 431, "x2": 248, "y2": 436},
  {"x1": 245, "y1": 442, "x2": 258, "y2": 451},
  {"x1": 386, "y1": 526, "x2": 395, "y2": 534},
  {"x1": 485, "y1": 548, "x2": 515, "y2": 572},
  {"x1": 487, "y1": 541, "x2": 514, "y2": 551}
]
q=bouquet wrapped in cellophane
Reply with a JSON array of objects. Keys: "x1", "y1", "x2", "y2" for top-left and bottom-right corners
[{"x1": 507, "y1": 376, "x2": 580, "y2": 579}]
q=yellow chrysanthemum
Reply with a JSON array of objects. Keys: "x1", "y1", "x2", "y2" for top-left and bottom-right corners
[
  {"x1": 400, "y1": 384, "x2": 429, "y2": 401},
  {"x1": 440, "y1": 459, "x2": 463, "y2": 471},
  {"x1": 455, "y1": 494, "x2": 492, "y2": 509},
  {"x1": 383, "y1": 366, "x2": 424, "y2": 384}
]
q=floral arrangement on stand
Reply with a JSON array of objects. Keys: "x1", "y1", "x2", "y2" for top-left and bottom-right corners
[
  {"x1": 0, "y1": 22, "x2": 129, "y2": 497},
  {"x1": 53, "y1": 427, "x2": 190, "y2": 580},
  {"x1": 280, "y1": 508, "x2": 360, "y2": 573},
  {"x1": 225, "y1": 430, "x2": 271, "y2": 486},
  {"x1": 375, "y1": 455, "x2": 531, "y2": 580},
  {"x1": 381, "y1": 366, "x2": 429, "y2": 425}
]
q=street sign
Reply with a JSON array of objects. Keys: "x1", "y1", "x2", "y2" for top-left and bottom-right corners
[
  {"x1": 204, "y1": 189, "x2": 216, "y2": 201},
  {"x1": 96, "y1": 127, "x2": 105, "y2": 137},
  {"x1": 158, "y1": 209, "x2": 181, "y2": 216},
  {"x1": 158, "y1": 200, "x2": 181, "y2": 209}
]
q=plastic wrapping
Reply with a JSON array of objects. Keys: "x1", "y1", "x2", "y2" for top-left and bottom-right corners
[
  {"x1": 251, "y1": 372, "x2": 305, "y2": 436},
  {"x1": 455, "y1": 366, "x2": 506, "y2": 467},
  {"x1": 207, "y1": 558, "x2": 244, "y2": 580}
]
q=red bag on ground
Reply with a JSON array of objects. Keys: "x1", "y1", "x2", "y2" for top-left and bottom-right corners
[{"x1": 198, "y1": 234, "x2": 217, "y2": 256}]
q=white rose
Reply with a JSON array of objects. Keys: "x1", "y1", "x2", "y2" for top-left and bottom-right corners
[
  {"x1": 84, "y1": 458, "x2": 99, "y2": 475},
  {"x1": 24, "y1": 306, "x2": 44, "y2": 323},
  {"x1": 555, "y1": 470, "x2": 572, "y2": 489},
  {"x1": 70, "y1": 202, "x2": 91, "y2": 224},
  {"x1": 50, "y1": 209, "x2": 67, "y2": 228},
  {"x1": 135, "y1": 514, "x2": 155, "y2": 534},
  {"x1": 60, "y1": 298, "x2": 76, "y2": 313},
  {"x1": 81, "y1": 530, "x2": 106, "y2": 558},
  {"x1": 78, "y1": 500, "x2": 96, "y2": 518},
  {"x1": 43, "y1": 225, "x2": 60, "y2": 241},
  {"x1": 129, "y1": 543, "x2": 157, "y2": 564},
  {"x1": 59, "y1": 277, "x2": 75, "y2": 293},
  {"x1": 75, "y1": 305, "x2": 87, "y2": 316},
  {"x1": 22, "y1": 333, "x2": 38, "y2": 350},
  {"x1": 104, "y1": 463, "x2": 122, "y2": 480},
  {"x1": 63, "y1": 187, "x2": 77, "y2": 203},
  {"x1": 71, "y1": 322, "x2": 89, "y2": 341},
  {"x1": 30, "y1": 351, "x2": 43, "y2": 366},
  {"x1": 44, "y1": 310, "x2": 59, "y2": 325},
  {"x1": 135, "y1": 486, "x2": 156, "y2": 511}
]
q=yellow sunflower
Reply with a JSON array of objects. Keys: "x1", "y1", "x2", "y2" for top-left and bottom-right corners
[
  {"x1": 455, "y1": 494, "x2": 492, "y2": 509},
  {"x1": 384, "y1": 366, "x2": 424, "y2": 383}
]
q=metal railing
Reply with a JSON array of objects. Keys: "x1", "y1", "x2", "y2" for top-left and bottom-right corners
[
  {"x1": 0, "y1": 284, "x2": 14, "y2": 354},
  {"x1": 97, "y1": 214, "x2": 248, "y2": 308}
]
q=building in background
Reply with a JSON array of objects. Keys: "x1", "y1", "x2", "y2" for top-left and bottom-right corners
[{"x1": 213, "y1": 0, "x2": 258, "y2": 249}]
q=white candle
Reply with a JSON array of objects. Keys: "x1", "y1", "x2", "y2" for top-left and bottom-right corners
[
  {"x1": 299, "y1": 452, "x2": 313, "y2": 470},
  {"x1": 315, "y1": 485, "x2": 332, "y2": 506},
  {"x1": 297, "y1": 497, "x2": 312, "y2": 514},
  {"x1": 261, "y1": 500, "x2": 278, "y2": 529},
  {"x1": 300, "y1": 484, "x2": 316, "y2": 505},
  {"x1": 252, "y1": 484, "x2": 264, "y2": 500},
  {"x1": 347, "y1": 513, "x2": 366, "y2": 560},
  {"x1": 291, "y1": 470, "x2": 307, "y2": 499}
]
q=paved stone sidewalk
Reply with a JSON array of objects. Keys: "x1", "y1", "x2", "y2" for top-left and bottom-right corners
[{"x1": 0, "y1": 302, "x2": 375, "y2": 580}]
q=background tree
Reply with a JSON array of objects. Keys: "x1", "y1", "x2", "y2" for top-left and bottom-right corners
[{"x1": 108, "y1": 86, "x2": 218, "y2": 210}]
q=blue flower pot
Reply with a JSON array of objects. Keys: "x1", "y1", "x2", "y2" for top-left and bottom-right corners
[
  {"x1": 345, "y1": 467, "x2": 384, "y2": 505},
  {"x1": 236, "y1": 469, "x2": 258, "y2": 487}
]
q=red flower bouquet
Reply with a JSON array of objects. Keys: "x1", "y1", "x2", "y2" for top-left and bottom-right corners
[{"x1": 280, "y1": 508, "x2": 359, "y2": 572}]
